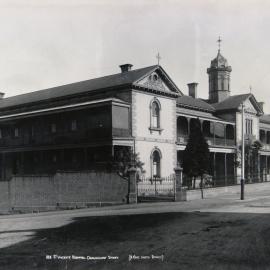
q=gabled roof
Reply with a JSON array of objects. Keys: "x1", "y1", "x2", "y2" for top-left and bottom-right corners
[
  {"x1": 212, "y1": 93, "x2": 263, "y2": 115},
  {"x1": 260, "y1": 114, "x2": 270, "y2": 124},
  {"x1": 0, "y1": 65, "x2": 181, "y2": 110},
  {"x1": 177, "y1": 95, "x2": 215, "y2": 112},
  {"x1": 212, "y1": 94, "x2": 251, "y2": 111}
]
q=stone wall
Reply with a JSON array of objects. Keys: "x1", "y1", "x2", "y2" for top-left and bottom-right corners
[{"x1": 0, "y1": 172, "x2": 128, "y2": 212}]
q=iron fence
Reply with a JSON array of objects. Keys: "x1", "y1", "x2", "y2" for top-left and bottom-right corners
[{"x1": 137, "y1": 175, "x2": 176, "y2": 202}]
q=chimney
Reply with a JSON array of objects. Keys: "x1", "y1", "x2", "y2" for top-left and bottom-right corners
[
  {"x1": 259, "y1": 101, "x2": 264, "y2": 112},
  {"x1": 119, "y1": 64, "x2": 133, "y2": 73},
  {"x1": 187, "y1": 83, "x2": 198, "y2": 99},
  {"x1": 0, "y1": 92, "x2": 5, "y2": 99}
]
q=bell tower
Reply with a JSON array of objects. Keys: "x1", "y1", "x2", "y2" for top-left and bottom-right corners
[{"x1": 207, "y1": 37, "x2": 232, "y2": 103}]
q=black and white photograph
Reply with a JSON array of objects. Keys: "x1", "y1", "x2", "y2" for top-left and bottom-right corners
[{"x1": 1, "y1": 0, "x2": 270, "y2": 269}]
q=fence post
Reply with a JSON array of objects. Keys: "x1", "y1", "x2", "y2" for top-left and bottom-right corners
[
  {"x1": 174, "y1": 166, "x2": 186, "y2": 201},
  {"x1": 128, "y1": 167, "x2": 137, "y2": 204}
]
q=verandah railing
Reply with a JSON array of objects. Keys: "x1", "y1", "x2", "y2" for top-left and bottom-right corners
[{"x1": 176, "y1": 136, "x2": 235, "y2": 147}]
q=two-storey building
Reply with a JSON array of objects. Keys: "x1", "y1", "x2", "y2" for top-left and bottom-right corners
[{"x1": 0, "y1": 49, "x2": 269, "y2": 186}]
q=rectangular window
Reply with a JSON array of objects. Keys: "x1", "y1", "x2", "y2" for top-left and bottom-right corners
[
  {"x1": 51, "y1": 123, "x2": 56, "y2": 133},
  {"x1": 112, "y1": 106, "x2": 129, "y2": 129},
  {"x1": 245, "y1": 119, "x2": 253, "y2": 134},
  {"x1": 71, "y1": 120, "x2": 77, "y2": 131},
  {"x1": 30, "y1": 126, "x2": 34, "y2": 137},
  {"x1": 14, "y1": 128, "x2": 19, "y2": 137}
]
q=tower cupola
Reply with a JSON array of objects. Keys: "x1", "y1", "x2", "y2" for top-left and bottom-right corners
[{"x1": 207, "y1": 37, "x2": 232, "y2": 103}]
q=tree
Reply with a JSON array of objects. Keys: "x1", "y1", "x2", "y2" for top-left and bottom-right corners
[
  {"x1": 113, "y1": 146, "x2": 145, "y2": 204},
  {"x1": 182, "y1": 118, "x2": 210, "y2": 198},
  {"x1": 237, "y1": 139, "x2": 262, "y2": 182},
  {"x1": 113, "y1": 146, "x2": 145, "y2": 179}
]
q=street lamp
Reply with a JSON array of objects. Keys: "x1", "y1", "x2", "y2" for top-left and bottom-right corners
[{"x1": 241, "y1": 103, "x2": 245, "y2": 200}]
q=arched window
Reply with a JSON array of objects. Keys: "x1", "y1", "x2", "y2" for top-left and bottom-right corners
[
  {"x1": 151, "y1": 149, "x2": 161, "y2": 178},
  {"x1": 151, "y1": 101, "x2": 160, "y2": 128}
]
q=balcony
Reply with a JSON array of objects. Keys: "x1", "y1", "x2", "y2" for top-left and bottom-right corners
[
  {"x1": 177, "y1": 136, "x2": 235, "y2": 147},
  {"x1": 261, "y1": 144, "x2": 270, "y2": 151},
  {"x1": 176, "y1": 116, "x2": 236, "y2": 148},
  {"x1": 0, "y1": 128, "x2": 113, "y2": 149},
  {"x1": 245, "y1": 134, "x2": 256, "y2": 141},
  {"x1": 177, "y1": 136, "x2": 189, "y2": 144}
]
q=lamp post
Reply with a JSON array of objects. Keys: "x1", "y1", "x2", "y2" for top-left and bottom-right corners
[{"x1": 241, "y1": 103, "x2": 245, "y2": 200}]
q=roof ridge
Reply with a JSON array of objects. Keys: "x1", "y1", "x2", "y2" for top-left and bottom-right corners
[{"x1": 3, "y1": 65, "x2": 159, "y2": 100}]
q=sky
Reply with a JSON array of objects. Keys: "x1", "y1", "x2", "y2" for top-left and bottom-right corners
[{"x1": 0, "y1": 0, "x2": 270, "y2": 111}]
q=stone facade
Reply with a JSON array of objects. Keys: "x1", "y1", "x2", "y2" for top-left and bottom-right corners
[{"x1": 132, "y1": 90, "x2": 177, "y2": 177}]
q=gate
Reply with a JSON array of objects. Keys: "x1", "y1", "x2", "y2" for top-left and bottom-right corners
[{"x1": 137, "y1": 175, "x2": 176, "y2": 202}]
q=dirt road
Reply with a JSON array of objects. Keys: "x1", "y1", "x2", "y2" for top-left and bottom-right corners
[{"x1": 1, "y1": 190, "x2": 270, "y2": 269}]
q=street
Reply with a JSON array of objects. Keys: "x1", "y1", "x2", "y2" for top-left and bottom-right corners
[{"x1": 1, "y1": 189, "x2": 270, "y2": 269}]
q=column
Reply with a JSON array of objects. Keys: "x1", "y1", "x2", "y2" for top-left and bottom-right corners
[
  {"x1": 225, "y1": 125, "x2": 227, "y2": 146},
  {"x1": 258, "y1": 153, "x2": 261, "y2": 182},
  {"x1": 213, "y1": 123, "x2": 216, "y2": 145},
  {"x1": 263, "y1": 155, "x2": 267, "y2": 181},
  {"x1": 224, "y1": 153, "x2": 227, "y2": 186},
  {"x1": 2, "y1": 152, "x2": 5, "y2": 180},
  {"x1": 187, "y1": 118, "x2": 190, "y2": 136},
  {"x1": 84, "y1": 148, "x2": 88, "y2": 170},
  {"x1": 20, "y1": 152, "x2": 24, "y2": 175},
  {"x1": 200, "y1": 120, "x2": 203, "y2": 132},
  {"x1": 213, "y1": 152, "x2": 216, "y2": 186},
  {"x1": 40, "y1": 151, "x2": 44, "y2": 174},
  {"x1": 60, "y1": 149, "x2": 65, "y2": 171},
  {"x1": 266, "y1": 156, "x2": 269, "y2": 181}
]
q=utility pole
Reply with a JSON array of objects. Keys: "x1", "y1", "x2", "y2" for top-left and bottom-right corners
[{"x1": 241, "y1": 103, "x2": 245, "y2": 200}]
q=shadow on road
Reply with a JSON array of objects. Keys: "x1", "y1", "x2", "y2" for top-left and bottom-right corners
[{"x1": 1, "y1": 211, "x2": 270, "y2": 270}]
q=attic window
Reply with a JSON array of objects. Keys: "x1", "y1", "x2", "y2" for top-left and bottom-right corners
[{"x1": 149, "y1": 74, "x2": 158, "y2": 82}]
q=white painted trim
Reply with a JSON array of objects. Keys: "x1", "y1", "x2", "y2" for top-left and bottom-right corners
[
  {"x1": 112, "y1": 139, "x2": 134, "y2": 146},
  {"x1": 131, "y1": 89, "x2": 176, "y2": 101},
  {"x1": 0, "y1": 98, "x2": 130, "y2": 120},
  {"x1": 209, "y1": 147, "x2": 236, "y2": 153},
  {"x1": 176, "y1": 112, "x2": 235, "y2": 125},
  {"x1": 176, "y1": 145, "x2": 236, "y2": 153},
  {"x1": 135, "y1": 137, "x2": 175, "y2": 144}
]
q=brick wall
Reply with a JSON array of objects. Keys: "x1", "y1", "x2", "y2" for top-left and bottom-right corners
[
  {"x1": 0, "y1": 181, "x2": 9, "y2": 212},
  {"x1": 0, "y1": 172, "x2": 128, "y2": 212}
]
